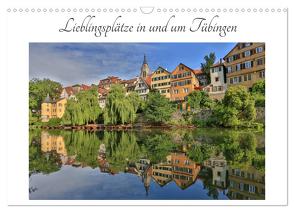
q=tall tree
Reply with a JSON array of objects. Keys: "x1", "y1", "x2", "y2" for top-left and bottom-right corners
[
  {"x1": 200, "y1": 52, "x2": 216, "y2": 84},
  {"x1": 62, "y1": 89, "x2": 101, "y2": 125},
  {"x1": 104, "y1": 84, "x2": 136, "y2": 125},
  {"x1": 144, "y1": 91, "x2": 175, "y2": 124},
  {"x1": 29, "y1": 78, "x2": 62, "y2": 111}
]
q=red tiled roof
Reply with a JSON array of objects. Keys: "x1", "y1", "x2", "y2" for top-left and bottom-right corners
[
  {"x1": 193, "y1": 69, "x2": 203, "y2": 75},
  {"x1": 98, "y1": 87, "x2": 109, "y2": 96},
  {"x1": 144, "y1": 74, "x2": 152, "y2": 87},
  {"x1": 64, "y1": 86, "x2": 74, "y2": 95},
  {"x1": 81, "y1": 84, "x2": 91, "y2": 90}
]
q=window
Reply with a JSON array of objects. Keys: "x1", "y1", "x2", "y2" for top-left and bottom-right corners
[
  {"x1": 257, "y1": 58, "x2": 264, "y2": 65},
  {"x1": 218, "y1": 86, "x2": 222, "y2": 91},
  {"x1": 244, "y1": 50, "x2": 251, "y2": 57},
  {"x1": 256, "y1": 46, "x2": 263, "y2": 53},
  {"x1": 215, "y1": 77, "x2": 219, "y2": 82},
  {"x1": 244, "y1": 43, "x2": 251, "y2": 47},
  {"x1": 227, "y1": 56, "x2": 234, "y2": 63},
  {"x1": 249, "y1": 185, "x2": 256, "y2": 193},
  {"x1": 244, "y1": 61, "x2": 252, "y2": 69},
  {"x1": 184, "y1": 88, "x2": 189, "y2": 93},
  {"x1": 259, "y1": 70, "x2": 265, "y2": 78},
  {"x1": 236, "y1": 64, "x2": 241, "y2": 71},
  {"x1": 227, "y1": 66, "x2": 232, "y2": 73},
  {"x1": 244, "y1": 75, "x2": 247, "y2": 81},
  {"x1": 248, "y1": 74, "x2": 252, "y2": 80},
  {"x1": 233, "y1": 77, "x2": 238, "y2": 84},
  {"x1": 174, "y1": 89, "x2": 179, "y2": 94},
  {"x1": 230, "y1": 78, "x2": 233, "y2": 84},
  {"x1": 217, "y1": 171, "x2": 221, "y2": 177}
]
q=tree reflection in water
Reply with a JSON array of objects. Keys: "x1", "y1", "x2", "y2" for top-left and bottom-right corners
[{"x1": 29, "y1": 128, "x2": 265, "y2": 200}]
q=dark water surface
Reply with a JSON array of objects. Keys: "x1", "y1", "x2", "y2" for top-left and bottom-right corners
[{"x1": 29, "y1": 128, "x2": 265, "y2": 200}]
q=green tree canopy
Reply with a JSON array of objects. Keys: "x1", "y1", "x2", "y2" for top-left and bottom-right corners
[
  {"x1": 29, "y1": 78, "x2": 62, "y2": 111},
  {"x1": 144, "y1": 91, "x2": 175, "y2": 124},
  {"x1": 187, "y1": 91, "x2": 214, "y2": 110},
  {"x1": 104, "y1": 84, "x2": 136, "y2": 125},
  {"x1": 251, "y1": 80, "x2": 265, "y2": 95},
  {"x1": 62, "y1": 89, "x2": 102, "y2": 125},
  {"x1": 215, "y1": 86, "x2": 256, "y2": 127},
  {"x1": 200, "y1": 52, "x2": 216, "y2": 84}
]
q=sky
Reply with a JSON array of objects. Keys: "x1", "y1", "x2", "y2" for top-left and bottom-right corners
[{"x1": 29, "y1": 43, "x2": 236, "y2": 87}]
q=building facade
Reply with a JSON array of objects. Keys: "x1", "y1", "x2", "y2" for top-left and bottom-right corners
[
  {"x1": 203, "y1": 61, "x2": 227, "y2": 100},
  {"x1": 134, "y1": 77, "x2": 151, "y2": 101},
  {"x1": 227, "y1": 166, "x2": 265, "y2": 200},
  {"x1": 151, "y1": 66, "x2": 171, "y2": 99},
  {"x1": 41, "y1": 94, "x2": 67, "y2": 122},
  {"x1": 170, "y1": 63, "x2": 201, "y2": 102},
  {"x1": 224, "y1": 42, "x2": 265, "y2": 89},
  {"x1": 98, "y1": 76, "x2": 122, "y2": 90}
]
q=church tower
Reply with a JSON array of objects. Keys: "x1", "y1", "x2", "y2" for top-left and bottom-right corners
[{"x1": 140, "y1": 54, "x2": 150, "y2": 79}]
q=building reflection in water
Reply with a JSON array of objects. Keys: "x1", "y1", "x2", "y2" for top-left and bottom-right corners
[
  {"x1": 227, "y1": 166, "x2": 265, "y2": 200},
  {"x1": 40, "y1": 131, "x2": 76, "y2": 165},
  {"x1": 40, "y1": 131, "x2": 265, "y2": 200},
  {"x1": 203, "y1": 153, "x2": 228, "y2": 189},
  {"x1": 203, "y1": 153, "x2": 265, "y2": 200}
]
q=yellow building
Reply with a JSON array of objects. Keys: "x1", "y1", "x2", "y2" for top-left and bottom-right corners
[
  {"x1": 41, "y1": 131, "x2": 67, "y2": 156},
  {"x1": 151, "y1": 67, "x2": 172, "y2": 99},
  {"x1": 41, "y1": 94, "x2": 67, "y2": 122},
  {"x1": 224, "y1": 42, "x2": 265, "y2": 89}
]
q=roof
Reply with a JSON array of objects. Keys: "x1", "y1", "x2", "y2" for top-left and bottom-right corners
[
  {"x1": 64, "y1": 86, "x2": 74, "y2": 95},
  {"x1": 144, "y1": 74, "x2": 152, "y2": 87},
  {"x1": 81, "y1": 84, "x2": 91, "y2": 90},
  {"x1": 223, "y1": 43, "x2": 239, "y2": 59},
  {"x1": 44, "y1": 94, "x2": 52, "y2": 103},
  {"x1": 171, "y1": 63, "x2": 194, "y2": 75},
  {"x1": 98, "y1": 87, "x2": 109, "y2": 96},
  {"x1": 193, "y1": 69, "x2": 203, "y2": 75},
  {"x1": 143, "y1": 54, "x2": 148, "y2": 64}
]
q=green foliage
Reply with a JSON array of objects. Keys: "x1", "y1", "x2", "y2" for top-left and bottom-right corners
[
  {"x1": 253, "y1": 93, "x2": 265, "y2": 107},
  {"x1": 214, "y1": 86, "x2": 256, "y2": 127},
  {"x1": 126, "y1": 92, "x2": 145, "y2": 112},
  {"x1": 29, "y1": 78, "x2": 62, "y2": 111},
  {"x1": 200, "y1": 52, "x2": 216, "y2": 84},
  {"x1": 62, "y1": 89, "x2": 102, "y2": 125},
  {"x1": 251, "y1": 80, "x2": 265, "y2": 96},
  {"x1": 29, "y1": 110, "x2": 39, "y2": 125},
  {"x1": 187, "y1": 143, "x2": 217, "y2": 163},
  {"x1": 144, "y1": 91, "x2": 175, "y2": 124},
  {"x1": 44, "y1": 118, "x2": 62, "y2": 126},
  {"x1": 187, "y1": 91, "x2": 214, "y2": 110},
  {"x1": 104, "y1": 84, "x2": 137, "y2": 125}
]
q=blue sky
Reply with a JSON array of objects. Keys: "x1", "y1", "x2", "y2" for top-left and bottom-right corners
[{"x1": 29, "y1": 43, "x2": 236, "y2": 86}]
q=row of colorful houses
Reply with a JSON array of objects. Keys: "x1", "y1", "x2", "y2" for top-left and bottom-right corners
[{"x1": 41, "y1": 42, "x2": 265, "y2": 122}]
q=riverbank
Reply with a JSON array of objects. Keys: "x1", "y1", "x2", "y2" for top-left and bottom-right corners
[{"x1": 29, "y1": 123, "x2": 197, "y2": 131}]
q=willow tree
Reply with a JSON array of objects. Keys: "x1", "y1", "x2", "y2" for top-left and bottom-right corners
[
  {"x1": 62, "y1": 89, "x2": 101, "y2": 125},
  {"x1": 76, "y1": 89, "x2": 102, "y2": 124},
  {"x1": 104, "y1": 84, "x2": 136, "y2": 125}
]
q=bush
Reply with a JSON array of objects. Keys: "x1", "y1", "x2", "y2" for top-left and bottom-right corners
[{"x1": 45, "y1": 118, "x2": 62, "y2": 126}]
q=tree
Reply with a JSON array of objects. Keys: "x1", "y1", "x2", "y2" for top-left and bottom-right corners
[
  {"x1": 104, "y1": 84, "x2": 136, "y2": 125},
  {"x1": 144, "y1": 91, "x2": 175, "y2": 124},
  {"x1": 126, "y1": 91, "x2": 145, "y2": 112},
  {"x1": 62, "y1": 89, "x2": 102, "y2": 126},
  {"x1": 251, "y1": 80, "x2": 265, "y2": 107},
  {"x1": 251, "y1": 80, "x2": 265, "y2": 95},
  {"x1": 214, "y1": 86, "x2": 256, "y2": 127},
  {"x1": 200, "y1": 52, "x2": 216, "y2": 84},
  {"x1": 29, "y1": 78, "x2": 62, "y2": 111},
  {"x1": 187, "y1": 91, "x2": 214, "y2": 110}
]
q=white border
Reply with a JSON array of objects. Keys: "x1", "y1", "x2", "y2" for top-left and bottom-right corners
[{"x1": 2, "y1": 0, "x2": 288, "y2": 206}]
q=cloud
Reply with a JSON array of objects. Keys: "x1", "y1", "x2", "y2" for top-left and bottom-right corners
[{"x1": 29, "y1": 43, "x2": 158, "y2": 86}]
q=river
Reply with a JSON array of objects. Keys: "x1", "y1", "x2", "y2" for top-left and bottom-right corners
[{"x1": 29, "y1": 128, "x2": 265, "y2": 200}]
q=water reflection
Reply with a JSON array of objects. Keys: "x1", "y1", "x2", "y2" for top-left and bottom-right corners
[{"x1": 29, "y1": 129, "x2": 265, "y2": 200}]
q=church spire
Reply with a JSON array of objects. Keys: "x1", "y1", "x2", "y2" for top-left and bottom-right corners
[
  {"x1": 140, "y1": 54, "x2": 150, "y2": 79},
  {"x1": 143, "y1": 54, "x2": 147, "y2": 64}
]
